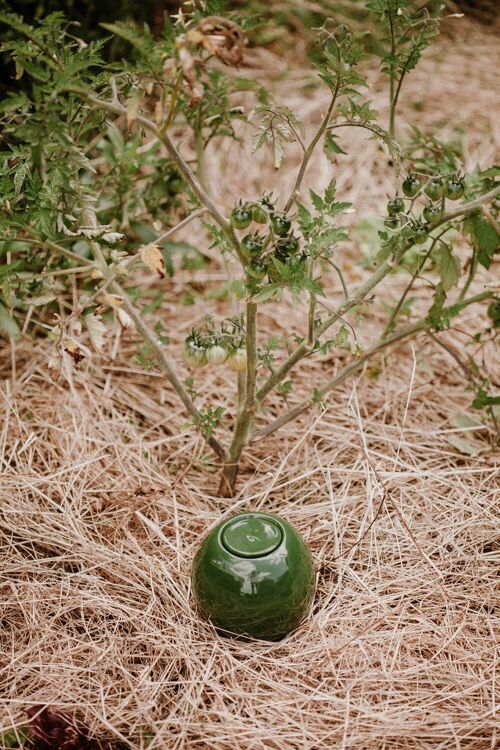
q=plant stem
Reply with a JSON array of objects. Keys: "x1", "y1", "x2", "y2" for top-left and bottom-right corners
[
  {"x1": 382, "y1": 229, "x2": 448, "y2": 338},
  {"x1": 458, "y1": 249, "x2": 477, "y2": 302},
  {"x1": 217, "y1": 300, "x2": 258, "y2": 496},
  {"x1": 387, "y1": 0, "x2": 397, "y2": 138},
  {"x1": 284, "y1": 84, "x2": 340, "y2": 213},
  {"x1": 194, "y1": 107, "x2": 208, "y2": 194},
  {"x1": 112, "y1": 279, "x2": 225, "y2": 459},
  {"x1": 252, "y1": 291, "x2": 493, "y2": 442}
]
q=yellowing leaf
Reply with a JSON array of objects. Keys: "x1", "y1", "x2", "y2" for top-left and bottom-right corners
[
  {"x1": 140, "y1": 243, "x2": 166, "y2": 278},
  {"x1": 102, "y1": 293, "x2": 123, "y2": 309}
]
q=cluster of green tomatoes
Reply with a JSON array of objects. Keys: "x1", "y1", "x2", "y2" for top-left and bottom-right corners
[
  {"x1": 384, "y1": 172, "x2": 465, "y2": 244},
  {"x1": 230, "y1": 197, "x2": 303, "y2": 284},
  {"x1": 183, "y1": 330, "x2": 247, "y2": 372}
]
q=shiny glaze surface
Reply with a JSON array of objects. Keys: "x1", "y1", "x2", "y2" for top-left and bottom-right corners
[{"x1": 192, "y1": 512, "x2": 315, "y2": 640}]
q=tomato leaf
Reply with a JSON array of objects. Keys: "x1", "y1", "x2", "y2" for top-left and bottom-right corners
[
  {"x1": 251, "y1": 284, "x2": 280, "y2": 303},
  {"x1": 433, "y1": 243, "x2": 461, "y2": 290},
  {"x1": 0, "y1": 302, "x2": 20, "y2": 338},
  {"x1": 463, "y1": 214, "x2": 500, "y2": 269}
]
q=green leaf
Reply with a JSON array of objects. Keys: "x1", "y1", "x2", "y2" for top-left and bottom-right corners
[
  {"x1": 0, "y1": 727, "x2": 28, "y2": 747},
  {"x1": 324, "y1": 131, "x2": 347, "y2": 159},
  {"x1": 472, "y1": 389, "x2": 500, "y2": 409},
  {"x1": 0, "y1": 303, "x2": 20, "y2": 338},
  {"x1": 463, "y1": 214, "x2": 500, "y2": 269},
  {"x1": 428, "y1": 283, "x2": 448, "y2": 331},
  {"x1": 251, "y1": 283, "x2": 280, "y2": 303},
  {"x1": 433, "y1": 243, "x2": 461, "y2": 291},
  {"x1": 309, "y1": 190, "x2": 324, "y2": 212},
  {"x1": 333, "y1": 325, "x2": 348, "y2": 346}
]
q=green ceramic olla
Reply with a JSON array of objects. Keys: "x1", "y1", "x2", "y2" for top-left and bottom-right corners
[{"x1": 192, "y1": 512, "x2": 315, "y2": 641}]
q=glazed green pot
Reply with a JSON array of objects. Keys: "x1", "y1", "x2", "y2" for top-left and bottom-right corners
[{"x1": 192, "y1": 512, "x2": 315, "y2": 641}]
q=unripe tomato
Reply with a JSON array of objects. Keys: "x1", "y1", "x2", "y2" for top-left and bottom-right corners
[
  {"x1": 444, "y1": 178, "x2": 464, "y2": 201},
  {"x1": 276, "y1": 234, "x2": 300, "y2": 256},
  {"x1": 487, "y1": 301, "x2": 500, "y2": 326},
  {"x1": 252, "y1": 203, "x2": 268, "y2": 224},
  {"x1": 412, "y1": 224, "x2": 429, "y2": 245},
  {"x1": 241, "y1": 233, "x2": 264, "y2": 258},
  {"x1": 384, "y1": 216, "x2": 399, "y2": 229},
  {"x1": 271, "y1": 215, "x2": 292, "y2": 237},
  {"x1": 231, "y1": 205, "x2": 252, "y2": 230},
  {"x1": 402, "y1": 174, "x2": 422, "y2": 198},
  {"x1": 424, "y1": 178, "x2": 443, "y2": 201},
  {"x1": 246, "y1": 259, "x2": 267, "y2": 281},
  {"x1": 183, "y1": 339, "x2": 207, "y2": 369},
  {"x1": 167, "y1": 173, "x2": 183, "y2": 195},
  {"x1": 387, "y1": 197, "x2": 404, "y2": 215},
  {"x1": 422, "y1": 205, "x2": 441, "y2": 223},
  {"x1": 227, "y1": 347, "x2": 247, "y2": 372},
  {"x1": 206, "y1": 344, "x2": 228, "y2": 365}
]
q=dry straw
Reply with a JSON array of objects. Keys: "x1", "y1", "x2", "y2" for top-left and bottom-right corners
[{"x1": 1, "y1": 16, "x2": 499, "y2": 750}]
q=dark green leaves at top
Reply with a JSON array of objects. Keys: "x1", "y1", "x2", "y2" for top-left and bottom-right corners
[{"x1": 463, "y1": 214, "x2": 500, "y2": 269}]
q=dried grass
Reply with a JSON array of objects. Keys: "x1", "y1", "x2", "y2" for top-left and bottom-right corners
[{"x1": 1, "y1": 16, "x2": 499, "y2": 750}]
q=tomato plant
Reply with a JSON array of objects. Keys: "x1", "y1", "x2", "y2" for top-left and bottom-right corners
[{"x1": 0, "y1": 3, "x2": 498, "y2": 496}]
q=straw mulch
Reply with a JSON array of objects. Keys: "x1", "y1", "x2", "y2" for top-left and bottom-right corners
[{"x1": 1, "y1": 15, "x2": 499, "y2": 750}]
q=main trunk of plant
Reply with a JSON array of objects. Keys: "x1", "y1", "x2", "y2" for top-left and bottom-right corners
[{"x1": 217, "y1": 456, "x2": 241, "y2": 497}]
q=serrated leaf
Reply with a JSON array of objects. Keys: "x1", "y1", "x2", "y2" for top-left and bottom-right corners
[
  {"x1": 433, "y1": 243, "x2": 461, "y2": 291},
  {"x1": 309, "y1": 190, "x2": 324, "y2": 212},
  {"x1": 463, "y1": 214, "x2": 500, "y2": 269},
  {"x1": 324, "y1": 131, "x2": 347, "y2": 159},
  {"x1": 140, "y1": 243, "x2": 166, "y2": 278},
  {"x1": 333, "y1": 325, "x2": 348, "y2": 346}
]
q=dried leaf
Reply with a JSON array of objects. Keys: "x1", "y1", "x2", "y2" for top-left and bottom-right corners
[
  {"x1": 140, "y1": 243, "x2": 166, "y2": 278},
  {"x1": 117, "y1": 308, "x2": 135, "y2": 331},
  {"x1": 84, "y1": 314, "x2": 107, "y2": 352},
  {"x1": 102, "y1": 293, "x2": 123, "y2": 309}
]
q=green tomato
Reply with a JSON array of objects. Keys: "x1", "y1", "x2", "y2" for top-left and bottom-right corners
[
  {"x1": 183, "y1": 340, "x2": 207, "y2": 369},
  {"x1": 241, "y1": 233, "x2": 263, "y2": 258},
  {"x1": 384, "y1": 216, "x2": 399, "y2": 229},
  {"x1": 276, "y1": 234, "x2": 300, "y2": 256},
  {"x1": 444, "y1": 178, "x2": 464, "y2": 201},
  {"x1": 252, "y1": 204, "x2": 268, "y2": 224},
  {"x1": 231, "y1": 205, "x2": 252, "y2": 230},
  {"x1": 412, "y1": 224, "x2": 429, "y2": 245},
  {"x1": 422, "y1": 205, "x2": 441, "y2": 223},
  {"x1": 387, "y1": 197, "x2": 405, "y2": 215},
  {"x1": 246, "y1": 259, "x2": 267, "y2": 281},
  {"x1": 402, "y1": 174, "x2": 422, "y2": 198},
  {"x1": 227, "y1": 348, "x2": 247, "y2": 372},
  {"x1": 487, "y1": 301, "x2": 500, "y2": 326},
  {"x1": 271, "y1": 215, "x2": 292, "y2": 237},
  {"x1": 206, "y1": 344, "x2": 228, "y2": 365},
  {"x1": 167, "y1": 173, "x2": 183, "y2": 195},
  {"x1": 424, "y1": 178, "x2": 443, "y2": 201}
]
